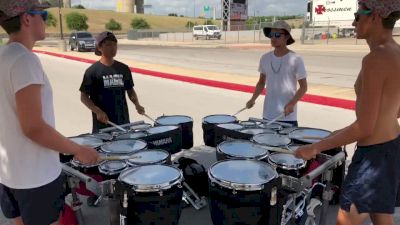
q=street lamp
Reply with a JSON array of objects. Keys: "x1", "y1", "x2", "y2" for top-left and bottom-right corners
[
  {"x1": 193, "y1": 0, "x2": 196, "y2": 18},
  {"x1": 58, "y1": 0, "x2": 64, "y2": 40}
]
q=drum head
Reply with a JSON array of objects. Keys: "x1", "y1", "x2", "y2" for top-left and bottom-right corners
[
  {"x1": 99, "y1": 160, "x2": 127, "y2": 175},
  {"x1": 101, "y1": 140, "x2": 147, "y2": 155},
  {"x1": 268, "y1": 153, "x2": 306, "y2": 170},
  {"x1": 209, "y1": 160, "x2": 278, "y2": 191},
  {"x1": 203, "y1": 114, "x2": 237, "y2": 124},
  {"x1": 118, "y1": 165, "x2": 183, "y2": 192},
  {"x1": 87, "y1": 133, "x2": 113, "y2": 141},
  {"x1": 217, "y1": 123, "x2": 243, "y2": 130},
  {"x1": 258, "y1": 123, "x2": 283, "y2": 130},
  {"x1": 287, "y1": 145, "x2": 302, "y2": 151},
  {"x1": 146, "y1": 126, "x2": 179, "y2": 135},
  {"x1": 127, "y1": 150, "x2": 169, "y2": 165},
  {"x1": 217, "y1": 140, "x2": 268, "y2": 159},
  {"x1": 129, "y1": 123, "x2": 152, "y2": 132},
  {"x1": 156, "y1": 115, "x2": 193, "y2": 125},
  {"x1": 240, "y1": 128, "x2": 275, "y2": 135},
  {"x1": 239, "y1": 121, "x2": 257, "y2": 128},
  {"x1": 69, "y1": 136, "x2": 103, "y2": 148},
  {"x1": 115, "y1": 132, "x2": 147, "y2": 140},
  {"x1": 71, "y1": 158, "x2": 99, "y2": 168},
  {"x1": 289, "y1": 128, "x2": 331, "y2": 144},
  {"x1": 252, "y1": 133, "x2": 291, "y2": 147},
  {"x1": 279, "y1": 127, "x2": 298, "y2": 135}
]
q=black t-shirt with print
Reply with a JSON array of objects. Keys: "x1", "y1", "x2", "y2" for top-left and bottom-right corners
[{"x1": 80, "y1": 60, "x2": 134, "y2": 132}]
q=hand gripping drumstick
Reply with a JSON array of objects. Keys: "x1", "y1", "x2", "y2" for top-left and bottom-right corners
[
  {"x1": 99, "y1": 155, "x2": 142, "y2": 161},
  {"x1": 106, "y1": 121, "x2": 127, "y2": 132},
  {"x1": 233, "y1": 107, "x2": 247, "y2": 116}
]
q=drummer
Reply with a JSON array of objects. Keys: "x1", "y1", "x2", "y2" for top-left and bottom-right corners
[
  {"x1": 80, "y1": 31, "x2": 145, "y2": 133},
  {"x1": 246, "y1": 21, "x2": 308, "y2": 127},
  {"x1": 296, "y1": 1, "x2": 400, "y2": 224}
]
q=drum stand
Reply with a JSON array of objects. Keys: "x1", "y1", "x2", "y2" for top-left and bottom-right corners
[{"x1": 182, "y1": 182, "x2": 207, "y2": 210}]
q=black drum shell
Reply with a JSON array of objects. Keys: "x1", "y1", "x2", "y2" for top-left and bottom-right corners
[
  {"x1": 155, "y1": 116, "x2": 194, "y2": 150},
  {"x1": 141, "y1": 126, "x2": 182, "y2": 154}
]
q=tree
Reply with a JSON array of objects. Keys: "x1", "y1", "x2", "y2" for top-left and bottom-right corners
[
  {"x1": 66, "y1": 12, "x2": 89, "y2": 31},
  {"x1": 105, "y1": 18, "x2": 122, "y2": 31},
  {"x1": 46, "y1": 12, "x2": 57, "y2": 27},
  {"x1": 185, "y1": 21, "x2": 197, "y2": 28},
  {"x1": 168, "y1": 13, "x2": 178, "y2": 17},
  {"x1": 73, "y1": 4, "x2": 85, "y2": 9},
  {"x1": 131, "y1": 18, "x2": 151, "y2": 29}
]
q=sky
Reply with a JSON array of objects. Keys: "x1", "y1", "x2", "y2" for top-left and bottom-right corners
[{"x1": 71, "y1": 0, "x2": 308, "y2": 17}]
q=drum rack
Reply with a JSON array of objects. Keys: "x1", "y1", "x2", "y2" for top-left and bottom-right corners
[{"x1": 274, "y1": 152, "x2": 346, "y2": 225}]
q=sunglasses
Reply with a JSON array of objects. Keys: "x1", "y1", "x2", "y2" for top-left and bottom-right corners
[
  {"x1": 27, "y1": 10, "x2": 48, "y2": 22},
  {"x1": 354, "y1": 9, "x2": 372, "y2": 22},
  {"x1": 268, "y1": 32, "x2": 285, "y2": 38}
]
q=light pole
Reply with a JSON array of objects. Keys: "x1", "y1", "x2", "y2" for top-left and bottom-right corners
[
  {"x1": 193, "y1": 0, "x2": 196, "y2": 18},
  {"x1": 58, "y1": 0, "x2": 64, "y2": 40}
]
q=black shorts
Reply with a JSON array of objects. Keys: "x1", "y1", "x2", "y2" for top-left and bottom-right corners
[
  {"x1": 340, "y1": 135, "x2": 400, "y2": 214},
  {"x1": 0, "y1": 174, "x2": 66, "y2": 225}
]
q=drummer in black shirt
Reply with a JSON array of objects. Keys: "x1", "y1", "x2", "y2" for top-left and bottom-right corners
[{"x1": 80, "y1": 31, "x2": 145, "y2": 132}]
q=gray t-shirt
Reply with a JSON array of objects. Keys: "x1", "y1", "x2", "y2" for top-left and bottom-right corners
[
  {"x1": 0, "y1": 42, "x2": 61, "y2": 189},
  {"x1": 258, "y1": 51, "x2": 307, "y2": 121}
]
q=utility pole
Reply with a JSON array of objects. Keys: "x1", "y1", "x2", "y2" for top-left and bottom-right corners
[{"x1": 58, "y1": 0, "x2": 64, "y2": 40}]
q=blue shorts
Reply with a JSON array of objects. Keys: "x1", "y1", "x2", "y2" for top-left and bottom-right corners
[{"x1": 340, "y1": 135, "x2": 400, "y2": 214}]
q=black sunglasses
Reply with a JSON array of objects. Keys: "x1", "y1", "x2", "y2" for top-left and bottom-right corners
[{"x1": 268, "y1": 32, "x2": 285, "y2": 38}]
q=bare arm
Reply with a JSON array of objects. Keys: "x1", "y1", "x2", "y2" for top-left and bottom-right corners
[
  {"x1": 16, "y1": 85, "x2": 98, "y2": 163},
  {"x1": 284, "y1": 78, "x2": 308, "y2": 115},
  {"x1": 246, "y1": 74, "x2": 266, "y2": 108},
  {"x1": 127, "y1": 89, "x2": 145, "y2": 114},
  {"x1": 295, "y1": 54, "x2": 385, "y2": 159},
  {"x1": 80, "y1": 92, "x2": 108, "y2": 123}
]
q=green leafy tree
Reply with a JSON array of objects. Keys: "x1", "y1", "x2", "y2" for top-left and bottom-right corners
[
  {"x1": 131, "y1": 18, "x2": 151, "y2": 29},
  {"x1": 46, "y1": 12, "x2": 57, "y2": 27},
  {"x1": 105, "y1": 18, "x2": 122, "y2": 31},
  {"x1": 73, "y1": 4, "x2": 85, "y2": 9},
  {"x1": 168, "y1": 13, "x2": 178, "y2": 17},
  {"x1": 66, "y1": 12, "x2": 89, "y2": 30}
]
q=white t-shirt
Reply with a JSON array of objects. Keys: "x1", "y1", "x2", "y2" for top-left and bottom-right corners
[
  {"x1": 258, "y1": 51, "x2": 307, "y2": 121},
  {"x1": 0, "y1": 42, "x2": 61, "y2": 189}
]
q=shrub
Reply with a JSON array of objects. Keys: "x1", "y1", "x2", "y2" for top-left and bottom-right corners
[
  {"x1": 66, "y1": 12, "x2": 88, "y2": 30},
  {"x1": 131, "y1": 18, "x2": 150, "y2": 29},
  {"x1": 105, "y1": 18, "x2": 122, "y2": 31},
  {"x1": 46, "y1": 12, "x2": 57, "y2": 27}
]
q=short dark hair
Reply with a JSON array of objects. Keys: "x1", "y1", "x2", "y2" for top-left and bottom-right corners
[
  {"x1": 382, "y1": 11, "x2": 400, "y2": 29},
  {"x1": 0, "y1": 11, "x2": 22, "y2": 34}
]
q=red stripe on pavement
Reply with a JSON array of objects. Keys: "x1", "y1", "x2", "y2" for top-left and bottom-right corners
[{"x1": 34, "y1": 50, "x2": 355, "y2": 110}]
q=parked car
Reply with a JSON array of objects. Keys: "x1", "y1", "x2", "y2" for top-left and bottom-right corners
[
  {"x1": 69, "y1": 31, "x2": 96, "y2": 52},
  {"x1": 193, "y1": 25, "x2": 222, "y2": 40}
]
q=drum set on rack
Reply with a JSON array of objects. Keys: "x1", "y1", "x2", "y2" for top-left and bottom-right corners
[{"x1": 60, "y1": 114, "x2": 346, "y2": 225}]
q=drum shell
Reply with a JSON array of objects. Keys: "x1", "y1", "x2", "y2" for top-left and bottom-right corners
[
  {"x1": 114, "y1": 180, "x2": 183, "y2": 225},
  {"x1": 208, "y1": 177, "x2": 280, "y2": 225},
  {"x1": 202, "y1": 115, "x2": 238, "y2": 147},
  {"x1": 142, "y1": 126, "x2": 182, "y2": 154},
  {"x1": 155, "y1": 116, "x2": 193, "y2": 149}
]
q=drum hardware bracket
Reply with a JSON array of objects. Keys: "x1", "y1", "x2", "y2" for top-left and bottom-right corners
[
  {"x1": 305, "y1": 198, "x2": 322, "y2": 225},
  {"x1": 182, "y1": 182, "x2": 207, "y2": 210},
  {"x1": 62, "y1": 164, "x2": 102, "y2": 196},
  {"x1": 65, "y1": 178, "x2": 86, "y2": 225}
]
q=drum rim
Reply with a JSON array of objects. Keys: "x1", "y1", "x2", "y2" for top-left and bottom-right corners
[
  {"x1": 69, "y1": 136, "x2": 104, "y2": 148},
  {"x1": 240, "y1": 128, "x2": 276, "y2": 135},
  {"x1": 98, "y1": 160, "x2": 128, "y2": 175},
  {"x1": 202, "y1": 114, "x2": 238, "y2": 124},
  {"x1": 216, "y1": 123, "x2": 244, "y2": 130},
  {"x1": 126, "y1": 149, "x2": 170, "y2": 166},
  {"x1": 100, "y1": 139, "x2": 147, "y2": 155},
  {"x1": 217, "y1": 140, "x2": 269, "y2": 159},
  {"x1": 128, "y1": 123, "x2": 152, "y2": 132},
  {"x1": 85, "y1": 133, "x2": 113, "y2": 141},
  {"x1": 71, "y1": 159, "x2": 100, "y2": 168},
  {"x1": 145, "y1": 125, "x2": 180, "y2": 134},
  {"x1": 114, "y1": 131, "x2": 147, "y2": 140},
  {"x1": 251, "y1": 133, "x2": 291, "y2": 147},
  {"x1": 118, "y1": 164, "x2": 183, "y2": 192},
  {"x1": 258, "y1": 123, "x2": 283, "y2": 130},
  {"x1": 208, "y1": 159, "x2": 278, "y2": 191},
  {"x1": 288, "y1": 127, "x2": 331, "y2": 144},
  {"x1": 155, "y1": 115, "x2": 193, "y2": 125},
  {"x1": 267, "y1": 152, "x2": 307, "y2": 170}
]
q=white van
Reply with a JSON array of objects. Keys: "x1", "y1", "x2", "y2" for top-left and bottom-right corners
[{"x1": 193, "y1": 25, "x2": 222, "y2": 40}]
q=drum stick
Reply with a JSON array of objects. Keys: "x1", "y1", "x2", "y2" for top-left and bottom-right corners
[
  {"x1": 265, "y1": 113, "x2": 285, "y2": 126},
  {"x1": 106, "y1": 121, "x2": 127, "y2": 132},
  {"x1": 143, "y1": 113, "x2": 156, "y2": 123},
  {"x1": 258, "y1": 145, "x2": 295, "y2": 155},
  {"x1": 233, "y1": 107, "x2": 247, "y2": 116},
  {"x1": 99, "y1": 155, "x2": 142, "y2": 161}
]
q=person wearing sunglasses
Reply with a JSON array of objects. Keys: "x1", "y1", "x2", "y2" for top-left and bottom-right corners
[
  {"x1": 0, "y1": 1, "x2": 99, "y2": 225},
  {"x1": 295, "y1": 1, "x2": 400, "y2": 225},
  {"x1": 246, "y1": 20, "x2": 308, "y2": 127},
  {"x1": 80, "y1": 31, "x2": 146, "y2": 134}
]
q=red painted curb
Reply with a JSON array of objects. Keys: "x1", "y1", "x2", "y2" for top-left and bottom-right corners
[{"x1": 33, "y1": 50, "x2": 355, "y2": 110}]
